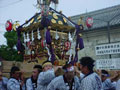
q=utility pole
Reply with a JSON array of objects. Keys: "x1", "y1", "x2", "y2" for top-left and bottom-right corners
[
  {"x1": 107, "y1": 21, "x2": 110, "y2": 43},
  {"x1": 107, "y1": 21, "x2": 111, "y2": 58}
]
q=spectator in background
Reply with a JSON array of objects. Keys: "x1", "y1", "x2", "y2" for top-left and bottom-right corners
[
  {"x1": 101, "y1": 70, "x2": 119, "y2": 90},
  {"x1": 26, "y1": 65, "x2": 42, "y2": 90},
  {"x1": 47, "y1": 64, "x2": 80, "y2": 90},
  {"x1": 7, "y1": 66, "x2": 25, "y2": 90},
  {"x1": 79, "y1": 56, "x2": 102, "y2": 90},
  {"x1": 0, "y1": 71, "x2": 8, "y2": 90}
]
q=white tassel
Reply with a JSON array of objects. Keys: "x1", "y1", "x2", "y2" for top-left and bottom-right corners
[
  {"x1": 44, "y1": 40, "x2": 51, "y2": 61},
  {"x1": 55, "y1": 30, "x2": 59, "y2": 40},
  {"x1": 68, "y1": 32, "x2": 73, "y2": 42},
  {"x1": 26, "y1": 32, "x2": 30, "y2": 42},
  {"x1": 23, "y1": 33, "x2": 27, "y2": 43},
  {"x1": 68, "y1": 42, "x2": 75, "y2": 63},
  {"x1": 37, "y1": 28, "x2": 41, "y2": 40},
  {"x1": 68, "y1": 49, "x2": 72, "y2": 63},
  {"x1": 68, "y1": 32, "x2": 75, "y2": 63},
  {"x1": 46, "y1": 46, "x2": 51, "y2": 61},
  {"x1": 32, "y1": 31, "x2": 34, "y2": 41}
]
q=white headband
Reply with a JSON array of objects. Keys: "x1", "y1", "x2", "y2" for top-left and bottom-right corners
[
  {"x1": 64, "y1": 66, "x2": 74, "y2": 72},
  {"x1": 101, "y1": 73, "x2": 110, "y2": 77}
]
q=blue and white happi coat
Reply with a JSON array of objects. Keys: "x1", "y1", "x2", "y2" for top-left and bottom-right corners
[
  {"x1": 47, "y1": 75, "x2": 80, "y2": 90},
  {"x1": 0, "y1": 77, "x2": 8, "y2": 90},
  {"x1": 26, "y1": 77, "x2": 37, "y2": 90},
  {"x1": 102, "y1": 79, "x2": 116, "y2": 90},
  {"x1": 116, "y1": 79, "x2": 120, "y2": 90},
  {"x1": 37, "y1": 69, "x2": 55, "y2": 90},
  {"x1": 7, "y1": 78, "x2": 25, "y2": 90},
  {"x1": 80, "y1": 72, "x2": 102, "y2": 90}
]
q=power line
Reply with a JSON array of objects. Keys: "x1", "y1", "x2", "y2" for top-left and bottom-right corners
[{"x1": 0, "y1": 0, "x2": 23, "y2": 8}]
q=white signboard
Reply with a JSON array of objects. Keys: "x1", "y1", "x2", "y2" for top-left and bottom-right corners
[
  {"x1": 95, "y1": 43, "x2": 120, "y2": 55},
  {"x1": 96, "y1": 58, "x2": 120, "y2": 70}
]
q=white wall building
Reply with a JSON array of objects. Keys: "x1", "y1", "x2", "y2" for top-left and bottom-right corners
[{"x1": 71, "y1": 5, "x2": 120, "y2": 60}]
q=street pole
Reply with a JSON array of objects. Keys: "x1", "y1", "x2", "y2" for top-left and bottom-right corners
[
  {"x1": 107, "y1": 21, "x2": 111, "y2": 58},
  {"x1": 107, "y1": 21, "x2": 110, "y2": 43},
  {"x1": 93, "y1": 19, "x2": 112, "y2": 58}
]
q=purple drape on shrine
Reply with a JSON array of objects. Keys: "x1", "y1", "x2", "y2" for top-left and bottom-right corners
[
  {"x1": 16, "y1": 38, "x2": 22, "y2": 52},
  {"x1": 16, "y1": 26, "x2": 22, "y2": 52},
  {"x1": 17, "y1": 26, "x2": 22, "y2": 37},
  {"x1": 41, "y1": 16, "x2": 51, "y2": 27},
  {"x1": 79, "y1": 37, "x2": 84, "y2": 50},
  {"x1": 69, "y1": 25, "x2": 84, "y2": 65},
  {"x1": 45, "y1": 28, "x2": 55, "y2": 64},
  {"x1": 49, "y1": 45, "x2": 55, "y2": 64},
  {"x1": 46, "y1": 29, "x2": 51, "y2": 44}
]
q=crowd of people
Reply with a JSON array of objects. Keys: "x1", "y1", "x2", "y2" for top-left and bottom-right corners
[{"x1": 0, "y1": 56, "x2": 120, "y2": 90}]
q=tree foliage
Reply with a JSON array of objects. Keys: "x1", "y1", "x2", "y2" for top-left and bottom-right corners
[
  {"x1": 0, "y1": 31, "x2": 23, "y2": 62},
  {"x1": 4, "y1": 31, "x2": 18, "y2": 49}
]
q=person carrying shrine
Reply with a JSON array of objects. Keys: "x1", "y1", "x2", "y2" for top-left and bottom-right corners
[
  {"x1": 7, "y1": 66, "x2": 25, "y2": 90},
  {"x1": 37, "y1": 61, "x2": 55, "y2": 90},
  {"x1": 26, "y1": 65, "x2": 42, "y2": 90},
  {"x1": 79, "y1": 57, "x2": 102, "y2": 90},
  {"x1": 0, "y1": 71, "x2": 8, "y2": 90},
  {"x1": 47, "y1": 64, "x2": 81, "y2": 90}
]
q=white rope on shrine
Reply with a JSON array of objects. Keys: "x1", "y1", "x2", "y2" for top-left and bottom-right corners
[
  {"x1": 45, "y1": 41, "x2": 51, "y2": 61},
  {"x1": 44, "y1": 28, "x2": 51, "y2": 61},
  {"x1": 37, "y1": 28, "x2": 41, "y2": 40},
  {"x1": 23, "y1": 33, "x2": 27, "y2": 52},
  {"x1": 68, "y1": 30, "x2": 76, "y2": 63},
  {"x1": 68, "y1": 48, "x2": 72, "y2": 64},
  {"x1": 32, "y1": 30, "x2": 34, "y2": 41},
  {"x1": 23, "y1": 32, "x2": 27, "y2": 43},
  {"x1": 26, "y1": 32, "x2": 30, "y2": 42},
  {"x1": 68, "y1": 32, "x2": 73, "y2": 42},
  {"x1": 55, "y1": 29, "x2": 59, "y2": 40}
]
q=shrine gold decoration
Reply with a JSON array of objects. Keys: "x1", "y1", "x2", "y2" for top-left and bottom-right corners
[{"x1": 51, "y1": 19, "x2": 56, "y2": 23}]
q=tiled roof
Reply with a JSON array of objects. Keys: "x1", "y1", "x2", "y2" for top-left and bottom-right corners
[
  {"x1": 71, "y1": 4, "x2": 120, "y2": 30},
  {"x1": 25, "y1": 12, "x2": 68, "y2": 27}
]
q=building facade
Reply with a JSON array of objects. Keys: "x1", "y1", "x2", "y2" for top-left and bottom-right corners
[{"x1": 71, "y1": 4, "x2": 120, "y2": 60}]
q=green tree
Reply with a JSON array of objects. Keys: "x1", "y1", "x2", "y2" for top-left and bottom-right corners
[
  {"x1": 0, "y1": 31, "x2": 23, "y2": 62},
  {"x1": 4, "y1": 31, "x2": 18, "y2": 49}
]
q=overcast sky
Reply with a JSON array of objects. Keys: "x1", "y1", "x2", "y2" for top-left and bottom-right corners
[{"x1": 0, "y1": 0, "x2": 120, "y2": 45}]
